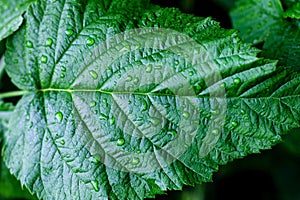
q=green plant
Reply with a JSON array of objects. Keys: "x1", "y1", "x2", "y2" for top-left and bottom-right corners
[{"x1": 0, "y1": 0, "x2": 299, "y2": 199}]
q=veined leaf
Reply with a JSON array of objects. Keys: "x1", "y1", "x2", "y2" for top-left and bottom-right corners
[
  {"x1": 2, "y1": 0, "x2": 300, "y2": 200},
  {"x1": 0, "y1": 0, "x2": 35, "y2": 42},
  {"x1": 230, "y1": 0, "x2": 300, "y2": 69}
]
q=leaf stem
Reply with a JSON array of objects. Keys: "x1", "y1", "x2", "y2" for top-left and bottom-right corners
[{"x1": 0, "y1": 90, "x2": 29, "y2": 99}]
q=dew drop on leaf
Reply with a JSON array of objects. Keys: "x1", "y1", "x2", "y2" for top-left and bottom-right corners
[
  {"x1": 154, "y1": 65, "x2": 162, "y2": 70},
  {"x1": 131, "y1": 157, "x2": 140, "y2": 165},
  {"x1": 142, "y1": 100, "x2": 148, "y2": 111},
  {"x1": 234, "y1": 77, "x2": 241, "y2": 85},
  {"x1": 60, "y1": 74, "x2": 65, "y2": 78},
  {"x1": 116, "y1": 138, "x2": 125, "y2": 146},
  {"x1": 91, "y1": 154, "x2": 101, "y2": 164},
  {"x1": 109, "y1": 117, "x2": 115, "y2": 125},
  {"x1": 21, "y1": 78, "x2": 26, "y2": 83},
  {"x1": 167, "y1": 130, "x2": 177, "y2": 139},
  {"x1": 90, "y1": 101, "x2": 97, "y2": 107},
  {"x1": 25, "y1": 41, "x2": 33, "y2": 48},
  {"x1": 188, "y1": 71, "x2": 194, "y2": 76},
  {"x1": 212, "y1": 129, "x2": 219, "y2": 135},
  {"x1": 89, "y1": 70, "x2": 98, "y2": 79},
  {"x1": 99, "y1": 113, "x2": 108, "y2": 120},
  {"x1": 151, "y1": 117, "x2": 160, "y2": 126},
  {"x1": 103, "y1": 98, "x2": 108, "y2": 107},
  {"x1": 55, "y1": 112, "x2": 63, "y2": 123},
  {"x1": 133, "y1": 78, "x2": 139, "y2": 84},
  {"x1": 211, "y1": 109, "x2": 220, "y2": 115},
  {"x1": 60, "y1": 140, "x2": 65, "y2": 145},
  {"x1": 61, "y1": 66, "x2": 66, "y2": 72},
  {"x1": 164, "y1": 103, "x2": 171, "y2": 108},
  {"x1": 126, "y1": 75, "x2": 133, "y2": 82},
  {"x1": 220, "y1": 82, "x2": 226, "y2": 88},
  {"x1": 65, "y1": 29, "x2": 74, "y2": 36},
  {"x1": 240, "y1": 109, "x2": 246, "y2": 115},
  {"x1": 40, "y1": 55, "x2": 48, "y2": 63},
  {"x1": 146, "y1": 65, "x2": 152, "y2": 73},
  {"x1": 45, "y1": 38, "x2": 53, "y2": 46},
  {"x1": 231, "y1": 121, "x2": 238, "y2": 128},
  {"x1": 86, "y1": 37, "x2": 95, "y2": 46},
  {"x1": 182, "y1": 111, "x2": 190, "y2": 119},
  {"x1": 175, "y1": 60, "x2": 179, "y2": 65},
  {"x1": 91, "y1": 180, "x2": 99, "y2": 192}
]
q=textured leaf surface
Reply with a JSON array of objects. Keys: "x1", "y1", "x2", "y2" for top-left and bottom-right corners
[
  {"x1": 230, "y1": 0, "x2": 300, "y2": 69},
  {"x1": 0, "y1": 0, "x2": 35, "y2": 42},
  {"x1": 3, "y1": 0, "x2": 300, "y2": 200}
]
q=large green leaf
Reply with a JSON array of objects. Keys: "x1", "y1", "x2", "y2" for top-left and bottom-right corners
[
  {"x1": 230, "y1": 0, "x2": 300, "y2": 69},
  {"x1": 2, "y1": 0, "x2": 300, "y2": 200},
  {"x1": 0, "y1": 0, "x2": 35, "y2": 42}
]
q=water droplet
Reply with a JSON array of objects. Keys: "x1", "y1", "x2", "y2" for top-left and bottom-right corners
[
  {"x1": 175, "y1": 60, "x2": 179, "y2": 65},
  {"x1": 86, "y1": 37, "x2": 95, "y2": 46},
  {"x1": 89, "y1": 70, "x2": 98, "y2": 79},
  {"x1": 99, "y1": 113, "x2": 108, "y2": 120},
  {"x1": 212, "y1": 129, "x2": 219, "y2": 135},
  {"x1": 146, "y1": 65, "x2": 152, "y2": 73},
  {"x1": 60, "y1": 140, "x2": 65, "y2": 145},
  {"x1": 103, "y1": 98, "x2": 108, "y2": 107},
  {"x1": 65, "y1": 29, "x2": 74, "y2": 36},
  {"x1": 231, "y1": 121, "x2": 238, "y2": 128},
  {"x1": 164, "y1": 103, "x2": 171, "y2": 108},
  {"x1": 90, "y1": 101, "x2": 97, "y2": 107},
  {"x1": 119, "y1": 45, "x2": 130, "y2": 52},
  {"x1": 195, "y1": 83, "x2": 202, "y2": 91},
  {"x1": 91, "y1": 154, "x2": 101, "y2": 164},
  {"x1": 133, "y1": 78, "x2": 139, "y2": 84},
  {"x1": 25, "y1": 41, "x2": 33, "y2": 48},
  {"x1": 188, "y1": 71, "x2": 194, "y2": 76},
  {"x1": 151, "y1": 117, "x2": 160, "y2": 126},
  {"x1": 91, "y1": 180, "x2": 99, "y2": 192},
  {"x1": 45, "y1": 38, "x2": 53, "y2": 46},
  {"x1": 40, "y1": 55, "x2": 48, "y2": 63},
  {"x1": 21, "y1": 78, "x2": 26, "y2": 83},
  {"x1": 240, "y1": 109, "x2": 245, "y2": 115},
  {"x1": 137, "y1": 150, "x2": 141, "y2": 154},
  {"x1": 131, "y1": 157, "x2": 140, "y2": 165},
  {"x1": 268, "y1": 2, "x2": 272, "y2": 7},
  {"x1": 26, "y1": 114, "x2": 30, "y2": 120},
  {"x1": 116, "y1": 138, "x2": 125, "y2": 146},
  {"x1": 109, "y1": 117, "x2": 115, "y2": 125},
  {"x1": 55, "y1": 112, "x2": 63, "y2": 122},
  {"x1": 142, "y1": 100, "x2": 148, "y2": 111},
  {"x1": 60, "y1": 74, "x2": 65, "y2": 78},
  {"x1": 61, "y1": 66, "x2": 66, "y2": 72},
  {"x1": 220, "y1": 82, "x2": 226, "y2": 88},
  {"x1": 182, "y1": 111, "x2": 190, "y2": 119},
  {"x1": 93, "y1": 110, "x2": 98, "y2": 114},
  {"x1": 126, "y1": 75, "x2": 132, "y2": 82},
  {"x1": 167, "y1": 130, "x2": 177, "y2": 139},
  {"x1": 211, "y1": 109, "x2": 220, "y2": 115},
  {"x1": 234, "y1": 78, "x2": 241, "y2": 85}
]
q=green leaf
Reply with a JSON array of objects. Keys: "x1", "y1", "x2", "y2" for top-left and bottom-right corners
[
  {"x1": 3, "y1": 0, "x2": 300, "y2": 200},
  {"x1": 0, "y1": 0, "x2": 35, "y2": 42},
  {"x1": 0, "y1": 102, "x2": 34, "y2": 199},
  {"x1": 283, "y1": 2, "x2": 300, "y2": 18},
  {"x1": 230, "y1": 0, "x2": 300, "y2": 69}
]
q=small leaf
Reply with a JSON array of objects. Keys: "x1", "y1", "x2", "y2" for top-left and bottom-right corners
[{"x1": 0, "y1": 0, "x2": 35, "y2": 42}]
